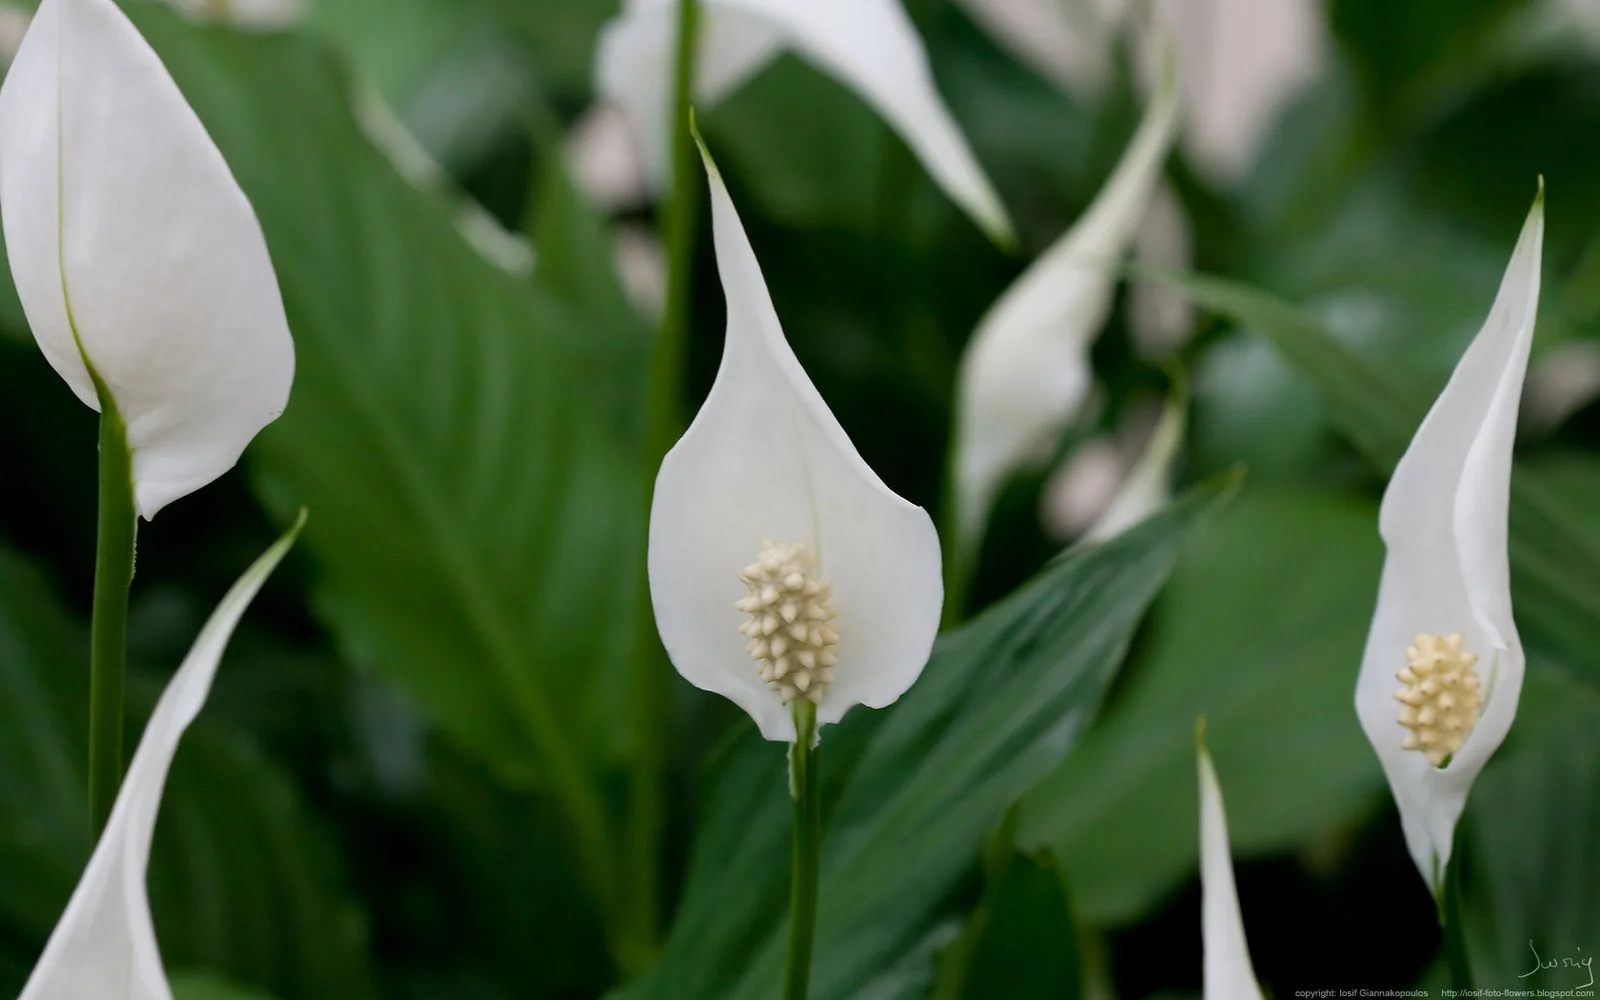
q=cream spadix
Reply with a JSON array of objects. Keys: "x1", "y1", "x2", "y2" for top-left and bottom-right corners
[
  {"x1": 1354, "y1": 189, "x2": 1543, "y2": 896},
  {"x1": 0, "y1": 0, "x2": 294, "y2": 518},
  {"x1": 1197, "y1": 731, "x2": 1266, "y2": 1000},
  {"x1": 647, "y1": 132, "x2": 943, "y2": 743},
  {"x1": 952, "y1": 45, "x2": 1179, "y2": 551},
  {"x1": 18, "y1": 514, "x2": 303, "y2": 1000},
  {"x1": 595, "y1": 0, "x2": 1013, "y2": 244}
]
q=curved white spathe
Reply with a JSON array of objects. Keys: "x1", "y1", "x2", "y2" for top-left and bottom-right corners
[
  {"x1": 595, "y1": 0, "x2": 1013, "y2": 244},
  {"x1": 1354, "y1": 190, "x2": 1543, "y2": 895},
  {"x1": 19, "y1": 515, "x2": 304, "y2": 1000},
  {"x1": 0, "y1": 0, "x2": 294, "y2": 518},
  {"x1": 1198, "y1": 733, "x2": 1266, "y2": 1000},
  {"x1": 647, "y1": 136, "x2": 943, "y2": 743},
  {"x1": 951, "y1": 47, "x2": 1179, "y2": 550}
]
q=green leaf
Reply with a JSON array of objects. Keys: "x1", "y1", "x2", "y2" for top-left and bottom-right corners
[
  {"x1": 171, "y1": 971, "x2": 280, "y2": 1000},
  {"x1": 0, "y1": 546, "x2": 376, "y2": 999},
  {"x1": 1458, "y1": 663, "x2": 1600, "y2": 988},
  {"x1": 1138, "y1": 266, "x2": 1600, "y2": 691},
  {"x1": 934, "y1": 844, "x2": 1082, "y2": 1000},
  {"x1": 1017, "y1": 490, "x2": 1386, "y2": 925},
  {"x1": 617, "y1": 477, "x2": 1235, "y2": 1000},
  {"x1": 126, "y1": 8, "x2": 648, "y2": 843}
]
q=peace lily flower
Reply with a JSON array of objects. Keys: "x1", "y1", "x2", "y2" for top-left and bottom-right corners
[
  {"x1": 647, "y1": 133, "x2": 943, "y2": 742},
  {"x1": 1082, "y1": 388, "x2": 1185, "y2": 543},
  {"x1": 951, "y1": 48, "x2": 1179, "y2": 550},
  {"x1": 1197, "y1": 728, "x2": 1266, "y2": 1000},
  {"x1": 0, "y1": 0, "x2": 294, "y2": 519},
  {"x1": 595, "y1": 0, "x2": 1013, "y2": 244},
  {"x1": 19, "y1": 516, "x2": 303, "y2": 1000},
  {"x1": 1354, "y1": 190, "x2": 1543, "y2": 896}
]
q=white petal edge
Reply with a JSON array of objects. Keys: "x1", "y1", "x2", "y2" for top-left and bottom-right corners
[
  {"x1": 595, "y1": 0, "x2": 1014, "y2": 243},
  {"x1": 647, "y1": 136, "x2": 943, "y2": 742},
  {"x1": 19, "y1": 513, "x2": 304, "y2": 1000},
  {"x1": 1198, "y1": 734, "x2": 1266, "y2": 1000},
  {"x1": 951, "y1": 43, "x2": 1180, "y2": 550},
  {"x1": 1354, "y1": 190, "x2": 1543, "y2": 893},
  {"x1": 1082, "y1": 388, "x2": 1185, "y2": 543},
  {"x1": 0, "y1": 0, "x2": 295, "y2": 518}
]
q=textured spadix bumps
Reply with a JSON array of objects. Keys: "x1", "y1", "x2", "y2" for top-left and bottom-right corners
[
  {"x1": 0, "y1": 0, "x2": 293, "y2": 518},
  {"x1": 647, "y1": 137, "x2": 943, "y2": 743},
  {"x1": 1355, "y1": 191, "x2": 1543, "y2": 895},
  {"x1": 595, "y1": 0, "x2": 1013, "y2": 244},
  {"x1": 18, "y1": 519, "x2": 301, "y2": 1000}
]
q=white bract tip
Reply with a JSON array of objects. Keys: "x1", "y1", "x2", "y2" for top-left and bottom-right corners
[
  {"x1": 647, "y1": 138, "x2": 943, "y2": 744},
  {"x1": 1355, "y1": 191, "x2": 1543, "y2": 895},
  {"x1": 952, "y1": 44, "x2": 1179, "y2": 550},
  {"x1": 18, "y1": 518, "x2": 302, "y2": 1000},
  {"x1": 1198, "y1": 735, "x2": 1266, "y2": 1000},
  {"x1": 595, "y1": 0, "x2": 1013, "y2": 243},
  {"x1": 0, "y1": 0, "x2": 295, "y2": 519}
]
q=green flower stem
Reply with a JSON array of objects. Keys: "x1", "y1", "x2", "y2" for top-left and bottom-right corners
[
  {"x1": 88, "y1": 388, "x2": 137, "y2": 840},
  {"x1": 783, "y1": 700, "x2": 822, "y2": 1000},
  {"x1": 621, "y1": 0, "x2": 703, "y2": 968},
  {"x1": 1440, "y1": 852, "x2": 1474, "y2": 990}
]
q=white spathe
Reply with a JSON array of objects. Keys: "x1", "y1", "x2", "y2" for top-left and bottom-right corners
[
  {"x1": 951, "y1": 49, "x2": 1179, "y2": 549},
  {"x1": 647, "y1": 136, "x2": 943, "y2": 743},
  {"x1": 18, "y1": 517, "x2": 303, "y2": 1000},
  {"x1": 1354, "y1": 192, "x2": 1543, "y2": 895},
  {"x1": 1198, "y1": 736, "x2": 1266, "y2": 1000},
  {"x1": 595, "y1": 0, "x2": 1013, "y2": 243},
  {"x1": 0, "y1": 0, "x2": 294, "y2": 518}
]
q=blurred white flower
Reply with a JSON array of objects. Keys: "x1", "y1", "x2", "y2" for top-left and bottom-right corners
[
  {"x1": 956, "y1": 0, "x2": 1325, "y2": 185},
  {"x1": 1197, "y1": 731, "x2": 1266, "y2": 1000},
  {"x1": 951, "y1": 49, "x2": 1179, "y2": 551},
  {"x1": 1354, "y1": 191, "x2": 1543, "y2": 896},
  {"x1": 647, "y1": 134, "x2": 943, "y2": 743},
  {"x1": 0, "y1": 2, "x2": 31, "y2": 63},
  {"x1": 595, "y1": 0, "x2": 1013, "y2": 243},
  {"x1": 0, "y1": 0, "x2": 294, "y2": 518},
  {"x1": 1083, "y1": 390, "x2": 1185, "y2": 543},
  {"x1": 18, "y1": 519, "x2": 303, "y2": 1000}
]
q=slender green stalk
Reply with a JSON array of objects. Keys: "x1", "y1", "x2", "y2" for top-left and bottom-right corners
[
  {"x1": 621, "y1": 0, "x2": 703, "y2": 967},
  {"x1": 88, "y1": 391, "x2": 137, "y2": 840},
  {"x1": 1440, "y1": 853, "x2": 1473, "y2": 990},
  {"x1": 783, "y1": 701, "x2": 822, "y2": 1000}
]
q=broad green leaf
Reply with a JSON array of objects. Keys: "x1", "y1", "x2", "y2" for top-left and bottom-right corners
[
  {"x1": 1458, "y1": 663, "x2": 1600, "y2": 988},
  {"x1": 171, "y1": 972, "x2": 279, "y2": 1000},
  {"x1": 933, "y1": 846, "x2": 1082, "y2": 1000},
  {"x1": 1018, "y1": 490, "x2": 1385, "y2": 925},
  {"x1": 617, "y1": 477, "x2": 1235, "y2": 1000},
  {"x1": 1139, "y1": 266, "x2": 1600, "y2": 690},
  {"x1": 0, "y1": 546, "x2": 376, "y2": 999},
  {"x1": 127, "y1": 8, "x2": 648, "y2": 839}
]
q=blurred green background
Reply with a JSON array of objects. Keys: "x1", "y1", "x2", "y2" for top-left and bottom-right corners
[{"x1": 1, "y1": 0, "x2": 1597, "y2": 997}]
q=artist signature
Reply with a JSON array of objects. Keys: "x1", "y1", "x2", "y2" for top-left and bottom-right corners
[{"x1": 1518, "y1": 941, "x2": 1594, "y2": 988}]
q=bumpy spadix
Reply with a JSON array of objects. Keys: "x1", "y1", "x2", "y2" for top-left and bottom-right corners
[
  {"x1": 647, "y1": 134, "x2": 943, "y2": 743},
  {"x1": 952, "y1": 45, "x2": 1179, "y2": 550},
  {"x1": 0, "y1": 0, "x2": 294, "y2": 518},
  {"x1": 1354, "y1": 189, "x2": 1543, "y2": 895},
  {"x1": 18, "y1": 517, "x2": 302, "y2": 1000},
  {"x1": 595, "y1": 0, "x2": 1012, "y2": 244}
]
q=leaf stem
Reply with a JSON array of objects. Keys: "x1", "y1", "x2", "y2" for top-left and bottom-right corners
[
  {"x1": 88, "y1": 391, "x2": 137, "y2": 840},
  {"x1": 783, "y1": 700, "x2": 822, "y2": 1000},
  {"x1": 622, "y1": 0, "x2": 703, "y2": 968},
  {"x1": 1440, "y1": 851, "x2": 1473, "y2": 990}
]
